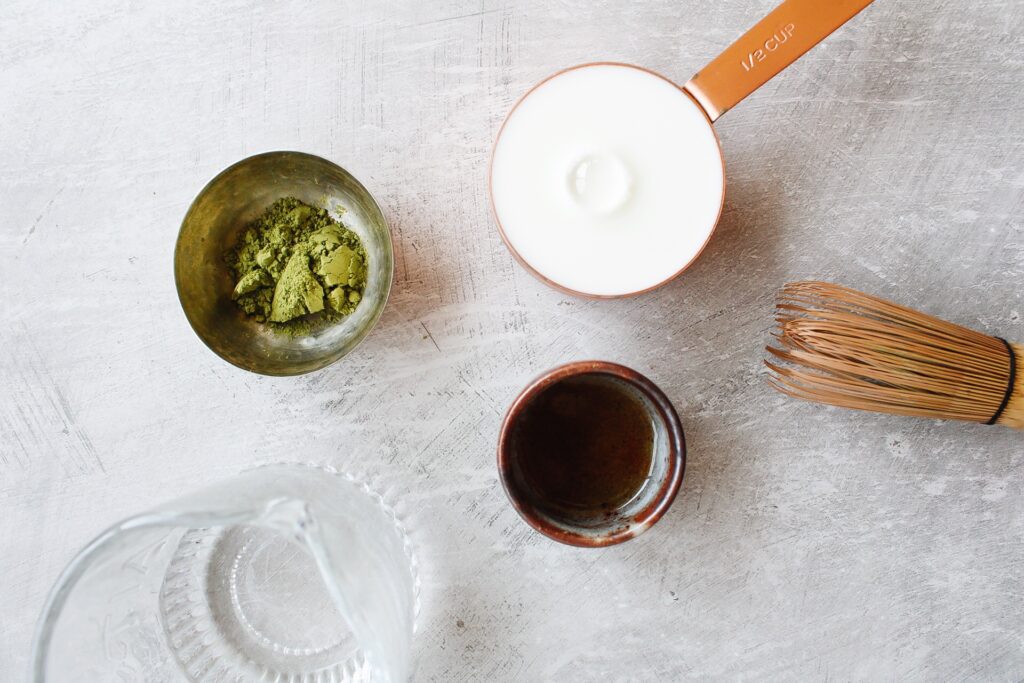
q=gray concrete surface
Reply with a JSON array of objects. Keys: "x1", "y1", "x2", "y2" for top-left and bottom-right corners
[{"x1": 1, "y1": 0, "x2": 1022, "y2": 679}]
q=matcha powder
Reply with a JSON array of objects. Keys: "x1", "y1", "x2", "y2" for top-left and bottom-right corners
[{"x1": 225, "y1": 197, "x2": 368, "y2": 334}]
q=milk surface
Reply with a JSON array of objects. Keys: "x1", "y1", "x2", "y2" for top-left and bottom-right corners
[{"x1": 491, "y1": 64, "x2": 724, "y2": 296}]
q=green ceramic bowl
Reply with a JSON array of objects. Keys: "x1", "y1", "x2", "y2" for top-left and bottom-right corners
[{"x1": 175, "y1": 151, "x2": 393, "y2": 376}]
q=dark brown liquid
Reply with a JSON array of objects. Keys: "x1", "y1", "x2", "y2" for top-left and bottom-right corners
[{"x1": 510, "y1": 375, "x2": 654, "y2": 517}]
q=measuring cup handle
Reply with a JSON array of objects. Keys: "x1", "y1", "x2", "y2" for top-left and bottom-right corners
[{"x1": 683, "y1": 0, "x2": 874, "y2": 122}]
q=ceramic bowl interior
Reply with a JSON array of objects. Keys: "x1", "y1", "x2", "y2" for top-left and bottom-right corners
[
  {"x1": 499, "y1": 362, "x2": 685, "y2": 547},
  {"x1": 175, "y1": 151, "x2": 393, "y2": 376}
]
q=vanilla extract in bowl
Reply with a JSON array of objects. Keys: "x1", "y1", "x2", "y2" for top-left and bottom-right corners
[{"x1": 509, "y1": 374, "x2": 655, "y2": 519}]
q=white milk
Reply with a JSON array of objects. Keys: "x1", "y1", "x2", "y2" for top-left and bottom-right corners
[{"x1": 491, "y1": 64, "x2": 724, "y2": 297}]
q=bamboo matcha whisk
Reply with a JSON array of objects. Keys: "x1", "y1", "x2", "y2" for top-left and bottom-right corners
[{"x1": 765, "y1": 281, "x2": 1022, "y2": 429}]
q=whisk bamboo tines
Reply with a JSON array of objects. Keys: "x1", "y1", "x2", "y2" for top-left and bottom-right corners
[{"x1": 765, "y1": 281, "x2": 1022, "y2": 429}]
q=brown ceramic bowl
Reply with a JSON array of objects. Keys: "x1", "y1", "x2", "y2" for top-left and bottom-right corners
[{"x1": 498, "y1": 361, "x2": 685, "y2": 547}]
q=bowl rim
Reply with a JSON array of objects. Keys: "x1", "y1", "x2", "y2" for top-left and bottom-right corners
[{"x1": 174, "y1": 150, "x2": 395, "y2": 376}]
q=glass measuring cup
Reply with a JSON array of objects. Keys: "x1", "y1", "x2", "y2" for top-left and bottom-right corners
[
  {"x1": 490, "y1": 0, "x2": 875, "y2": 298},
  {"x1": 30, "y1": 464, "x2": 418, "y2": 682}
]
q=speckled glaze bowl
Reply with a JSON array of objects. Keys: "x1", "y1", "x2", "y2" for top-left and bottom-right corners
[
  {"x1": 498, "y1": 361, "x2": 685, "y2": 547},
  {"x1": 175, "y1": 151, "x2": 393, "y2": 376}
]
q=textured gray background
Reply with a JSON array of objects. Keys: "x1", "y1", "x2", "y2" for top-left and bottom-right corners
[{"x1": 1, "y1": 0, "x2": 1022, "y2": 679}]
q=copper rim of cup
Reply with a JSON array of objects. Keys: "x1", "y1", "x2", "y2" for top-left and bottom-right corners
[
  {"x1": 497, "y1": 360, "x2": 686, "y2": 547},
  {"x1": 487, "y1": 62, "x2": 727, "y2": 300}
]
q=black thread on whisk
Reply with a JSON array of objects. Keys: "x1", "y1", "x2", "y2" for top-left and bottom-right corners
[{"x1": 987, "y1": 337, "x2": 1016, "y2": 425}]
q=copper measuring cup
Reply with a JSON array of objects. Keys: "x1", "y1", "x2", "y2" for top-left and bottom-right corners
[{"x1": 490, "y1": 0, "x2": 875, "y2": 298}]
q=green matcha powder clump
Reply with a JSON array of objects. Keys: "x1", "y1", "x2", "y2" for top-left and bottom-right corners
[{"x1": 225, "y1": 197, "x2": 368, "y2": 335}]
